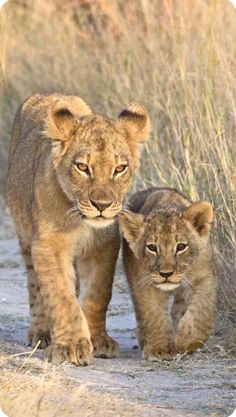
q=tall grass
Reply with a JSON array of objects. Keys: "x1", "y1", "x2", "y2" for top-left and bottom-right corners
[{"x1": 0, "y1": 0, "x2": 235, "y2": 313}]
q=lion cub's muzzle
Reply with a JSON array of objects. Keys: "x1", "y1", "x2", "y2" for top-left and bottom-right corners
[
  {"x1": 90, "y1": 199, "x2": 113, "y2": 213},
  {"x1": 150, "y1": 270, "x2": 183, "y2": 291},
  {"x1": 78, "y1": 199, "x2": 122, "y2": 228},
  {"x1": 159, "y1": 270, "x2": 175, "y2": 280}
]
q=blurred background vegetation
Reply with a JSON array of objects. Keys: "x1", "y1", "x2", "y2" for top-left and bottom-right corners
[{"x1": 0, "y1": 0, "x2": 235, "y2": 321}]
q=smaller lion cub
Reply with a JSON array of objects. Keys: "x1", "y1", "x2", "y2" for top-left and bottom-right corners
[{"x1": 119, "y1": 187, "x2": 217, "y2": 361}]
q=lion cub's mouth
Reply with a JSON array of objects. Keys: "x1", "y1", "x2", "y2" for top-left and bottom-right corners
[
  {"x1": 77, "y1": 200, "x2": 121, "y2": 226},
  {"x1": 68, "y1": 201, "x2": 120, "y2": 228},
  {"x1": 156, "y1": 282, "x2": 181, "y2": 291},
  {"x1": 150, "y1": 274, "x2": 182, "y2": 291},
  {"x1": 84, "y1": 216, "x2": 115, "y2": 229}
]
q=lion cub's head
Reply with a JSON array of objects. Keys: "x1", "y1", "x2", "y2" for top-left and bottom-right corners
[
  {"x1": 43, "y1": 98, "x2": 151, "y2": 228},
  {"x1": 119, "y1": 201, "x2": 213, "y2": 291}
]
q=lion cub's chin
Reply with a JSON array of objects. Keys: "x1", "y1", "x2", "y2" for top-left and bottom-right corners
[
  {"x1": 156, "y1": 282, "x2": 181, "y2": 292},
  {"x1": 84, "y1": 217, "x2": 115, "y2": 229}
]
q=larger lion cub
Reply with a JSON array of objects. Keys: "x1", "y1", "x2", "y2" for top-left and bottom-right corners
[
  {"x1": 7, "y1": 93, "x2": 151, "y2": 366},
  {"x1": 119, "y1": 187, "x2": 217, "y2": 361}
]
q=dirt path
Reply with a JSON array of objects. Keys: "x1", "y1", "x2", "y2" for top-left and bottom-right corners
[{"x1": 0, "y1": 217, "x2": 235, "y2": 416}]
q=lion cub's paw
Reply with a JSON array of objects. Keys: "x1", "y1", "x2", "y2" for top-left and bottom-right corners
[
  {"x1": 46, "y1": 337, "x2": 93, "y2": 366},
  {"x1": 142, "y1": 344, "x2": 176, "y2": 362},
  {"x1": 176, "y1": 339, "x2": 204, "y2": 354},
  {"x1": 92, "y1": 334, "x2": 119, "y2": 359},
  {"x1": 175, "y1": 324, "x2": 204, "y2": 354},
  {"x1": 28, "y1": 327, "x2": 51, "y2": 349}
]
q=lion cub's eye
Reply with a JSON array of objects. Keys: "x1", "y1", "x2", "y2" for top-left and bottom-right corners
[
  {"x1": 114, "y1": 164, "x2": 127, "y2": 174},
  {"x1": 74, "y1": 162, "x2": 90, "y2": 175},
  {"x1": 176, "y1": 243, "x2": 188, "y2": 253},
  {"x1": 146, "y1": 244, "x2": 158, "y2": 253}
]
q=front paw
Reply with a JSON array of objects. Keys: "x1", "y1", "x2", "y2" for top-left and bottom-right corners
[
  {"x1": 28, "y1": 326, "x2": 51, "y2": 349},
  {"x1": 176, "y1": 337, "x2": 204, "y2": 354},
  {"x1": 176, "y1": 324, "x2": 205, "y2": 354},
  {"x1": 92, "y1": 334, "x2": 119, "y2": 358},
  {"x1": 46, "y1": 337, "x2": 93, "y2": 366},
  {"x1": 143, "y1": 342, "x2": 176, "y2": 361}
]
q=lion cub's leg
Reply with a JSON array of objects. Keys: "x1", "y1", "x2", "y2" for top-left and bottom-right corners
[
  {"x1": 32, "y1": 234, "x2": 93, "y2": 366},
  {"x1": 133, "y1": 287, "x2": 175, "y2": 361},
  {"x1": 171, "y1": 286, "x2": 189, "y2": 331},
  {"x1": 175, "y1": 276, "x2": 217, "y2": 354},
  {"x1": 77, "y1": 242, "x2": 120, "y2": 358},
  {"x1": 20, "y1": 241, "x2": 51, "y2": 348}
]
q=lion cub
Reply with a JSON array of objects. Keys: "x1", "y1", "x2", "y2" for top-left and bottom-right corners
[
  {"x1": 119, "y1": 187, "x2": 217, "y2": 361},
  {"x1": 7, "y1": 93, "x2": 151, "y2": 366}
]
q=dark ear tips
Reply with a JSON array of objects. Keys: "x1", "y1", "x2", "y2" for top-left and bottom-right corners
[
  {"x1": 43, "y1": 103, "x2": 76, "y2": 142},
  {"x1": 54, "y1": 108, "x2": 73, "y2": 118},
  {"x1": 119, "y1": 210, "x2": 145, "y2": 244},
  {"x1": 118, "y1": 102, "x2": 151, "y2": 142},
  {"x1": 184, "y1": 201, "x2": 213, "y2": 236},
  {"x1": 52, "y1": 107, "x2": 75, "y2": 132}
]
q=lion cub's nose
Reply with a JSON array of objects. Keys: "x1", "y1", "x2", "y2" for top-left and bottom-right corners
[
  {"x1": 90, "y1": 199, "x2": 113, "y2": 212},
  {"x1": 159, "y1": 271, "x2": 174, "y2": 279}
]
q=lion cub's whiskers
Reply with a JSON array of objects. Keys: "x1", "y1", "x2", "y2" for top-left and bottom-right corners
[
  {"x1": 183, "y1": 277, "x2": 194, "y2": 289},
  {"x1": 66, "y1": 205, "x2": 79, "y2": 214},
  {"x1": 137, "y1": 275, "x2": 154, "y2": 288},
  {"x1": 66, "y1": 205, "x2": 82, "y2": 226}
]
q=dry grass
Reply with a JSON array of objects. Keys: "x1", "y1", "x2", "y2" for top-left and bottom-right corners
[
  {"x1": 0, "y1": 342, "x2": 235, "y2": 417},
  {"x1": 0, "y1": 352, "x2": 173, "y2": 417},
  {"x1": 0, "y1": 1, "x2": 235, "y2": 314}
]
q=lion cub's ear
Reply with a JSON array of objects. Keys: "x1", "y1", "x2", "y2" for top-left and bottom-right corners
[
  {"x1": 184, "y1": 201, "x2": 213, "y2": 236},
  {"x1": 44, "y1": 105, "x2": 77, "y2": 142},
  {"x1": 44, "y1": 96, "x2": 92, "y2": 142},
  {"x1": 119, "y1": 210, "x2": 145, "y2": 251},
  {"x1": 117, "y1": 102, "x2": 151, "y2": 143}
]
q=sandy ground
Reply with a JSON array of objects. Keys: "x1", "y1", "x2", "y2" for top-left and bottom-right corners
[{"x1": 0, "y1": 205, "x2": 236, "y2": 417}]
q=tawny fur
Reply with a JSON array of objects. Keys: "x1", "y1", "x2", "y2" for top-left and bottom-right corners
[
  {"x1": 119, "y1": 188, "x2": 217, "y2": 361},
  {"x1": 7, "y1": 93, "x2": 151, "y2": 366}
]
